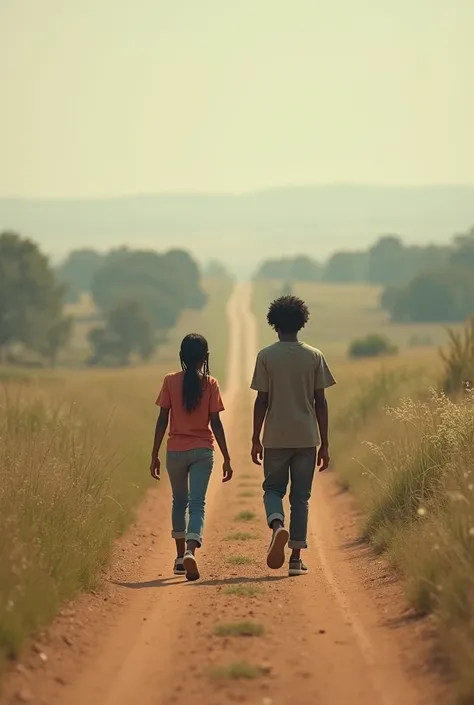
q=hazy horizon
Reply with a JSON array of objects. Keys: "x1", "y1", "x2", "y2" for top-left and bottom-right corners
[
  {"x1": 3, "y1": 181, "x2": 474, "y2": 202},
  {"x1": 2, "y1": 0, "x2": 474, "y2": 199}
]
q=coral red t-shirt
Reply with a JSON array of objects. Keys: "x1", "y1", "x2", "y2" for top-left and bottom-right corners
[{"x1": 156, "y1": 372, "x2": 225, "y2": 451}]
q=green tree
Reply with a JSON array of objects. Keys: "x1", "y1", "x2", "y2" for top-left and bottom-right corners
[
  {"x1": 450, "y1": 227, "x2": 474, "y2": 271},
  {"x1": 91, "y1": 248, "x2": 205, "y2": 330},
  {"x1": 368, "y1": 235, "x2": 405, "y2": 285},
  {"x1": 379, "y1": 285, "x2": 401, "y2": 312},
  {"x1": 388, "y1": 267, "x2": 474, "y2": 323},
  {"x1": 41, "y1": 315, "x2": 73, "y2": 367},
  {"x1": 162, "y1": 249, "x2": 207, "y2": 309},
  {"x1": 255, "y1": 255, "x2": 321, "y2": 281},
  {"x1": 57, "y1": 249, "x2": 103, "y2": 303},
  {"x1": 88, "y1": 300, "x2": 156, "y2": 366},
  {"x1": 323, "y1": 251, "x2": 369, "y2": 283},
  {"x1": 0, "y1": 232, "x2": 71, "y2": 363}
]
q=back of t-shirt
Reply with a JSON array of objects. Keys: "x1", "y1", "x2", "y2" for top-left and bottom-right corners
[{"x1": 250, "y1": 341, "x2": 335, "y2": 449}]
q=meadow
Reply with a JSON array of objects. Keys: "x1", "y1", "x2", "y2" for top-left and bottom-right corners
[
  {"x1": 0, "y1": 276, "x2": 232, "y2": 675},
  {"x1": 253, "y1": 278, "x2": 474, "y2": 702},
  {"x1": 252, "y1": 278, "x2": 462, "y2": 359}
]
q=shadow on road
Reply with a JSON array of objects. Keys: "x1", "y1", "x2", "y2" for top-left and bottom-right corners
[{"x1": 112, "y1": 574, "x2": 287, "y2": 590}]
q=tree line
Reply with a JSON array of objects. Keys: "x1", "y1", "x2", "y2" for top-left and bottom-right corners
[
  {"x1": 0, "y1": 232, "x2": 208, "y2": 367},
  {"x1": 255, "y1": 227, "x2": 474, "y2": 323}
]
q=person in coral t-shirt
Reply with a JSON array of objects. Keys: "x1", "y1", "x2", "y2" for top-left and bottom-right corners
[{"x1": 150, "y1": 333, "x2": 233, "y2": 581}]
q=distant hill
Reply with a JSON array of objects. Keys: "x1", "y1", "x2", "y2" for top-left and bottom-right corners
[{"x1": 1, "y1": 185, "x2": 473, "y2": 277}]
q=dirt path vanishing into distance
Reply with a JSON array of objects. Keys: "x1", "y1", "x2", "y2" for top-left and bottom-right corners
[{"x1": 2, "y1": 282, "x2": 452, "y2": 705}]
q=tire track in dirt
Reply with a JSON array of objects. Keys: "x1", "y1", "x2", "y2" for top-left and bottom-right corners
[{"x1": 1, "y1": 282, "x2": 451, "y2": 705}]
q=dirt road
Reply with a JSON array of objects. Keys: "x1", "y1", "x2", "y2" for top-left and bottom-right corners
[{"x1": 2, "y1": 283, "x2": 450, "y2": 705}]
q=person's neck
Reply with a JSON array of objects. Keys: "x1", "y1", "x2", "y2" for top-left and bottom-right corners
[{"x1": 278, "y1": 333, "x2": 299, "y2": 343}]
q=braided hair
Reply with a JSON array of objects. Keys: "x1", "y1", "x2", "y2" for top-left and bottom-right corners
[{"x1": 180, "y1": 334, "x2": 210, "y2": 413}]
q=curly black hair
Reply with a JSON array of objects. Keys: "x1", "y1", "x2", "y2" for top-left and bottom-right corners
[{"x1": 267, "y1": 295, "x2": 310, "y2": 334}]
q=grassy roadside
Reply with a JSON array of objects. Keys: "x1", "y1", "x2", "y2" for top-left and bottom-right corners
[
  {"x1": 0, "y1": 277, "x2": 232, "y2": 677},
  {"x1": 332, "y1": 353, "x2": 474, "y2": 702}
]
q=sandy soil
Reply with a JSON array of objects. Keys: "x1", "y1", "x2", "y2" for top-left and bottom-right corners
[{"x1": 1, "y1": 283, "x2": 452, "y2": 705}]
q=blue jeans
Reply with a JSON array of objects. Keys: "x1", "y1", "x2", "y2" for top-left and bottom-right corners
[
  {"x1": 263, "y1": 447, "x2": 316, "y2": 549},
  {"x1": 166, "y1": 448, "x2": 214, "y2": 547}
]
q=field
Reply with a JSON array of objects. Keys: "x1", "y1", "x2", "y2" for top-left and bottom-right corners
[
  {"x1": 0, "y1": 277, "x2": 232, "y2": 674},
  {"x1": 252, "y1": 278, "x2": 462, "y2": 360}
]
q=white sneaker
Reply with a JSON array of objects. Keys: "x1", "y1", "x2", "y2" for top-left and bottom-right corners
[
  {"x1": 266, "y1": 527, "x2": 289, "y2": 569},
  {"x1": 183, "y1": 551, "x2": 200, "y2": 581}
]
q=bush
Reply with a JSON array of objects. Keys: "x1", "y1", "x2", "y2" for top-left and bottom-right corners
[{"x1": 348, "y1": 334, "x2": 398, "y2": 359}]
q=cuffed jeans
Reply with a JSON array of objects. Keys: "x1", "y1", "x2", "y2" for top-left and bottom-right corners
[
  {"x1": 263, "y1": 447, "x2": 316, "y2": 549},
  {"x1": 166, "y1": 448, "x2": 214, "y2": 547}
]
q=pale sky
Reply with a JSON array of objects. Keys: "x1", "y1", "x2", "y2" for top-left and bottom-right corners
[{"x1": 1, "y1": 0, "x2": 473, "y2": 198}]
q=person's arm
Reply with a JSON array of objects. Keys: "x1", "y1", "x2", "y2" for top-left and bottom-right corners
[
  {"x1": 210, "y1": 412, "x2": 233, "y2": 482},
  {"x1": 150, "y1": 375, "x2": 171, "y2": 480},
  {"x1": 252, "y1": 392, "x2": 268, "y2": 464},
  {"x1": 314, "y1": 351, "x2": 336, "y2": 472},
  {"x1": 314, "y1": 390, "x2": 329, "y2": 471},
  {"x1": 314, "y1": 389, "x2": 328, "y2": 447},
  {"x1": 250, "y1": 352, "x2": 269, "y2": 465},
  {"x1": 150, "y1": 408, "x2": 169, "y2": 479}
]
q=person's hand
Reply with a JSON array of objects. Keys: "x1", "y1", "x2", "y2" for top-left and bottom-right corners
[
  {"x1": 251, "y1": 439, "x2": 263, "y2": 465},
  {"x1": 150, "y1": 453, "x2": 161, "y2": 480},
  {"x1": 222, "y1": 459, "x2": 233, "y2": 482},
  {"x1": 318, "y1": 444, "x2": 330, "y2": 472}
]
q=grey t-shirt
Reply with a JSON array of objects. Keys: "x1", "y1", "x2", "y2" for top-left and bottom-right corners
[{"x1": 250, "y1": 341, "x2": 336, "y2": 449}]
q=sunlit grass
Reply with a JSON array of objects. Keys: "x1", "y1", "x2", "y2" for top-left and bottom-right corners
[
  {"x1": 210, "y1": 661, "x2": 266, "y2": 680},
  {"x1": 214, "y1": 621, "x2": 264, "y2": 637},
  {"x1": 224, "y1": 532, "x2": 257, "y2": 541},
  {"x1": 227, "y1": 555, "x2": 255, "y2": 566},
  {"x1": 234, "y1": 511, "x2": 256, "y2": 522}
]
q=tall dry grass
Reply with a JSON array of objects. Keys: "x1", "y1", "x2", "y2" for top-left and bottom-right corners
[
  {"x1": 0, "y1": 370, "x2": 154, "y2": 670},
  {"x1": 336, "y1": 324, "x2": 474, "y2": 703}
]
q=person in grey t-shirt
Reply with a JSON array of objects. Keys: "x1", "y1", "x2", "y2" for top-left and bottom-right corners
[{"x1": 250, "y1": 295, "x2": 336, "y2": 576}]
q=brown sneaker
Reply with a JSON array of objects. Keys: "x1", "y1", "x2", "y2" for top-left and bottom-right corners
[
  {"x1": 183, "y1": 551, "x2": 200, "y2": 581},
  {"x1": 266, "y1": 527, "x2": 289, "y2": 569}
]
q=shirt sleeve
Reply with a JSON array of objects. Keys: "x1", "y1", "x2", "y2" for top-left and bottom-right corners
[
  {"x1": 156, "y1": 375, "x2": 171, "y2": 408},
  {"x1": 250, "y1": 352, "x2": 269, "y2": 392},
  {"x1": 209, "y1": 379, "x2": 225, "y2": 413},
  {"x1": 315, "y1": 352, "x2": 336, "y2": 390}
]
